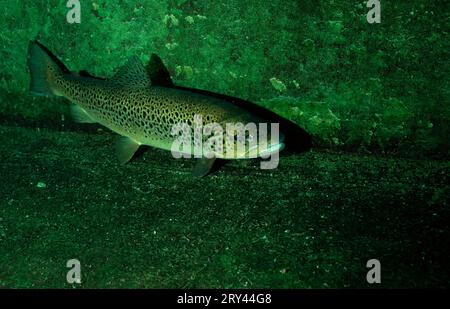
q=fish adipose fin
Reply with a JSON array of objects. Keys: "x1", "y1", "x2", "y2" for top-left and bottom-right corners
[
  {"x1": 147, "y1": 54, "x2": 174, "y2": 87},
  {"x1": 116, "y1": 137, "x2": 140, "y2": 164},
  {"x1": 70, "y1": 105, "x2": 96, "y2": 123},
  {"x1": 192, "y1": 157, "x2": 216, "y2": 177},
  {"x1": 27, "y1": 40, "x2": 69, "y2": 97},
  {"x1": 109, "y1": 56, "x2": 151, "y2": 88}
]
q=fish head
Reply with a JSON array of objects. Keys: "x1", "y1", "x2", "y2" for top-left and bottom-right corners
[
  {"x1": 204, "y1": 119, "x2": 285, "y2": 160},
  {"x1": 242, "y1": 127, "x2": 285, "y2": 159}
]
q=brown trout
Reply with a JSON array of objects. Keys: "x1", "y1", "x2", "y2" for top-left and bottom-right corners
[{"x1": 27, "y1": 41, "x2": 284, "y2": 176}]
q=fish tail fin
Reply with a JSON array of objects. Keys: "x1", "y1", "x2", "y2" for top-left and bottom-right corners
[{"x1": 27, "y1": 40, "x2": 69, "y2": 97}]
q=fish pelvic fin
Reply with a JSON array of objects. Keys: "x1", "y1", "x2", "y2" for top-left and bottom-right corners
[
  {"x1": 27, "y1": 40, "x2": 69, "y2": 97},
  {"x1": 115, "y1": 136, "x2": 141, "y2": 164},
  {"x1": 192, "y1": 157, "x2": 216, "y2": 177}
]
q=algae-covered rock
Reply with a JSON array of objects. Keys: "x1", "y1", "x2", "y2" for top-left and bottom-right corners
[
  {"x1": 270, "y1": 78, "x2": 287, "y2": 92},
  {"x1": 261, "y1": 96, "x2": 340, "y2": 146}
]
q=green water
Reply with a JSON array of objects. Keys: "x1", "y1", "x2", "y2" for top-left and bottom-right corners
[{"x1": 0, "y1": 0, "x2": 449, "y2": 288}]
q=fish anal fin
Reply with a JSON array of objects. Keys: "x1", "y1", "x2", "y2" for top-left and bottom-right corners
[
  {"x1": 115, "y1": 137, "x2": 141, "y2": 164},
  {"x1": 147, "y1": 53, "x2": 174, "y2": 87},
  {"x1": 192, "y1": 157, "x2": 216, "y2": 177},
  {"x1": 110, "y1": 56, "x2": 151, "y2": 88},
  {"x1": 70, "y1": 105, "x2": 96, "y2": 123}
]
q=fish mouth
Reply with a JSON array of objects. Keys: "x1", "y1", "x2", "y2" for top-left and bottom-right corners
[
  {"x1": 245, "y1": 141, "x2": 285, "y2": 158},
  {"x1": 243, "y1": 131, "x2": 285, "y2": 158},
  {"x1": 258, "y1": 142, "x2": 285, "y2": 158}
]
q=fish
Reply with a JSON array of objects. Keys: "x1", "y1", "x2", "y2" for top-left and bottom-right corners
[{"x1": 27, "y1": 40, "x2": 287, "y2": 176}]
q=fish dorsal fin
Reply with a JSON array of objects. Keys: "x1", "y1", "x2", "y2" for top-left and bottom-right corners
[
  {"x1": 147, "y1": 53, "x2": 174, "y2": 87},
  {"x1": 109, "y1": 56, "x2": 151, "y2": 88}
]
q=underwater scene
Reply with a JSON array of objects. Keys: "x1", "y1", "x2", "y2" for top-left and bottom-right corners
[{"x1": 0, "y1": 0, "x2": 449, "y2": 289}]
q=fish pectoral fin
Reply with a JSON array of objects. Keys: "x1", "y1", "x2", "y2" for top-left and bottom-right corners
[
  {"x1": 115, "y1": 137, "x2": 140, "y2": 164},
  {"x1": 192, "y1": 157, "x2": 216, "y2": 177},
  {"x1": 70, "y1": 105, "x2": 96, "y2": 123},
  {"x1": 147, "y1": 54, "x2": 174, "y2": 87}
]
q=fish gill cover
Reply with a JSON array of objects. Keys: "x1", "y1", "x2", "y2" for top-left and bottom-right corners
[{"x1": 0, "y1": 0, "x2": 449, "y2": 290}]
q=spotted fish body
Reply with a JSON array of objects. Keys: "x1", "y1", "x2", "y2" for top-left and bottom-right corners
[
  {"x1": 27, "y1": 41, "x2": 284, "y2": 176},
  {"x1": 63, "y1": 78, "x2": 259, "y2": 153}
]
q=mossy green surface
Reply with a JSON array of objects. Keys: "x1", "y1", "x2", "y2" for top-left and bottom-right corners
[
  {"x1": 0, "y1": 1, "x2": 449, "y2": 288},
  {"x1": 0, "y1": 125, "x2": 449, "y2": 288}
]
